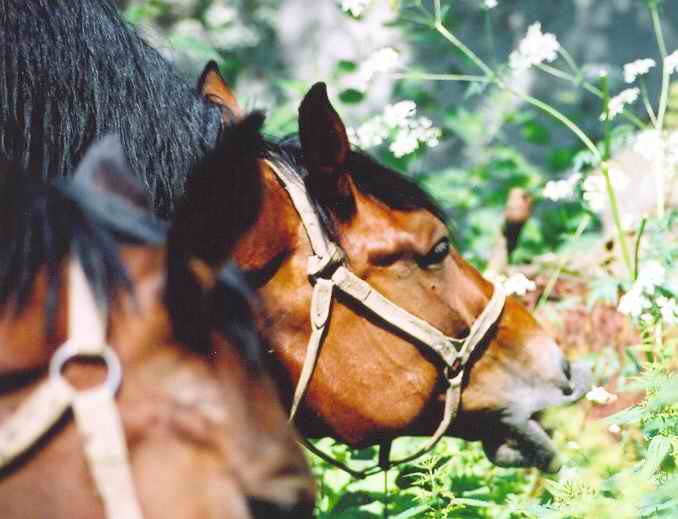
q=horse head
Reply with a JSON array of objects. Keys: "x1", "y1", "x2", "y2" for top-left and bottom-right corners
[
  {"x1": 0, "y1": 135, "x2": 314, "y2": 518},
  {"x1": 190, "y1": 69, "x2": 592, "y2": 472}
]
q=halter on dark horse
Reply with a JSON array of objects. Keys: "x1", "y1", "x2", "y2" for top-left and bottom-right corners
[{"x1": 0, "y1": 137, "x2": 315, "y2": 518}]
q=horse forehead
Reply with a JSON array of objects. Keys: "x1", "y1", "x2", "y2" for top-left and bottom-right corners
[{"x1": 345, "y1": 191, "x2": 444, "y2": 251}]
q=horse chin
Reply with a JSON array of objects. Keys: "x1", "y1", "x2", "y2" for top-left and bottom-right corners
[{"x1": 481, "y1": 415, "x2": 561, "y2": 473}]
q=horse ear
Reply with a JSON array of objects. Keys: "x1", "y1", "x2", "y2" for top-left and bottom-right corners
[
  {"x1": 298, "y1": 82, "x2": 350, "y2": 176},
  {"x1": 298, "y1": 83, "x2": 355, "y2": 216},
  {"x1": 197, "y1": 60, "x2": 242, "y2": 120},
  {"x1": 74, "y1": 134, "x2": 151, "y2": 212}
]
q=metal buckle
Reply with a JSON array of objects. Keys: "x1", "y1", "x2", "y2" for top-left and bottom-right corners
[{"x1": 49, "y1": 341, "x2": 122, "y2": 396}]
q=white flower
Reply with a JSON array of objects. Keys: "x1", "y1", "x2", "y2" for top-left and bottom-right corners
[
  {"x1": 353, "y1": 47, "x2": 400, "y2": 90},
  {"x1": 586, "y1": 386, "x2": 618, "y2": 405},
  {"x1": 366, "y1": 47, "x2": 400, "y2": 74},
  {"x1": 348, "y1": 117, "x2": 389, "y2": 148},
  {"x1": 608, "y1": 424, "x2": 621, "y2": 434},
  {"x1": 340, "y1": 0, "x2": 370, "y2": 17},
  {"x1": 618, "y1": 286, "x2": 651, "y2": 318},
  {"x1": 657, "y1": 296, "x2": 678, "y2": 326},
  {"x1": 383, "y1": 101, "x2": 417, "y2": 128},
  {"x1": 390, "y1": 131, "x2": 420, "y2": 158},
  {"x1": 582, "y1": 174, "x2": 607, "y2": 211},
  {"x1": 204, "y1": 4, "x2": 236, "y2": 28},
  {"x1": 543, "y1": 173, "x2": 581, "y2": 202},
  {"x1": 502, "y1": 273, "x2": 536, "y2": 296},
  {"x1": 636, "y1": 260, "x2": 666, "y2": 293},
  {"x1": 665, "y1": 50, "x2": 678, "y2": 75},
  {"x1": 349, "y1": 101, "x2": 441, "y2": 157},
  {"x1": 509, "y1": 23, "x2": 560, "y2": 71},
  {"x1": 605, "y1": 88, "x2": 639, "y2": 120},
  {"x1": 483, "y1": 0, "x2": 498, "y2": 8},
  {"x1": 623, "y1": 58, "x2": 656, "y2": 83}
]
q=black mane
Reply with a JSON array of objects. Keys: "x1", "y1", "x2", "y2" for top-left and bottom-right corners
[
  {"x1": 0, "y1": 156, "x2": 262, "y2": 366},
  {"x1": 0, "y1": 0, "x2": 223, "y2": 218},
  {"x1": 0, "y1": 163, "x2": 165, "y2": 327}
]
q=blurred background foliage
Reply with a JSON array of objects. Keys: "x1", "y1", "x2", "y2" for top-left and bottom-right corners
[{"x1": 121, "y1": 1, "x2": 677, "y2": 517}]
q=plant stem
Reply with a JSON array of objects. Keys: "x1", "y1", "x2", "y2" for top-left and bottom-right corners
[
  {"x1": 558, "y1": 47, "x2": 581, "y2": 79},
  {"x1": 640, "y1": 80, "x2": 658, "y2": 126},
  {"x1": 504, "y1": 85, "x2": 600, "y2": 159},
  {"x1": 391, "y1": 71, "x2": 491, "y2": 83},
  {"x1": 536, "y1": 63, "x2": 647, "y2": 129},
  {"x1": 633, "y1": 216, "x2": 647, "y2": 281},
  {"x1": 433, "y1": 0, "x2": 494, "y2": 78},
  {"x1": 601, "y1": 75, "x2": 634, "y2": 278},
  {"x1": 650, "y1": 5, "x2": 670, "y2": 130}
]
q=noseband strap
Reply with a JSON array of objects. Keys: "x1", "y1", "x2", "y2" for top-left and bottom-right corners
[
  {"x1": 268, "y1": 160, "x2": 506, "y2": 478},
  {"x1": 0, "y1": 260, "x2": 144, "y2": 518}
]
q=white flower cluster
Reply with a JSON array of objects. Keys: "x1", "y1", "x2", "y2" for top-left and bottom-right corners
[
  {"x1": 347, "y1": 101, "x2": 442, "y2": 158},
  {"x1": 509, "y1": 23, "x2": 560, "y2": 71},
  {"x1": 586, "y1": 386, "x2": 618, "y2": 405},
  {"x1": 484, "y1": 271, "x2": 536, "y2": 296},
  {"x1": 352, "y1": 47, "x2": 400, "y2": 91},
  {"x1": 666, "y1": 50, "x2": 678, "y2": 76},
  {"x1": 483, "y1": 0, "x2": 498, "y2": 8},
  {"x1": 605, "y1": 88, "x2": 640, "y2": 120},
  {"x1": 623, "y1": 58, "x2": 656, "y2": 83},
  {"x1": 581, "y1": 166, "x2": 628, "y2": 212},
  {"x1": 340, "y1": 0, "x2": 370, "y2": 17},
  {"x1": 618, "y1": 261, "x2": 677, "y2": 326},
  {"x1": 543, "y1": 173, "x2": 582, "y2": 202}
]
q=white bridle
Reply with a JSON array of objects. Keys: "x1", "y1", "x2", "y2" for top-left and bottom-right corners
[
  {"x1": 0, "y1": 260, "x2": 144, "y2": 518},
  {"x1": 268, "y1": 159, "x2": 506, "y2": 478}
]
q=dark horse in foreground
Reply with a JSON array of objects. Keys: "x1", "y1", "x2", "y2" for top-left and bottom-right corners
[
  {"x1": 0, "y1": 135, "x2": 315, "y2": 518},
  {"x1": 1, "y1": 0, "x2": 591, "y2": 472}
]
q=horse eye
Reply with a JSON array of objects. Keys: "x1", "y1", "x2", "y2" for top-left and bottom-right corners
[{"x1": 419, "y1": 238, "x2": 450, "y2": 268}]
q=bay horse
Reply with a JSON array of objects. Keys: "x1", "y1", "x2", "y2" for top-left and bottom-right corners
[
  {"x1": 0, "y1": 133, "x2": 315, "y2": 518},
  {"x1": 177, "y1": 70, "x2": 593, "y2": 474}
]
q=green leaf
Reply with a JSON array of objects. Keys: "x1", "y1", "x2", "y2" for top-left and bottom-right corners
[
  {"x1": 639, "y1": 435, "x2": 671, "y2": 479},
  {"x1": 521, "y1": 119, "x2": 551, "y2": 145},
  {"x1": 338, "y1": 89, "x2": 365, "y2": 104},
  {"x1": 336, "y1": 60, "x2": 358, "y2": 74},
  {"x1": 606, "y1": 405, "x2": 644, "y2": 425},
  {"x1": 390, "y1": 504, "x2": 429, "y2": 518}
]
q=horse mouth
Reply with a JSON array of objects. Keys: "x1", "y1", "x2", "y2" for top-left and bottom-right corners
[{"x1": 481, "y1": 413, "x2": 560, "y2": 473}]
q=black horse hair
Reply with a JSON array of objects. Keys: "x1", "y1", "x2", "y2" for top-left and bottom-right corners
[
  {"x1": 0, "y1": 144, "x2": 262, "y2": 366},
  {"x1": 0, "y1": 0, "x2": 224, "y2": 218}
]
